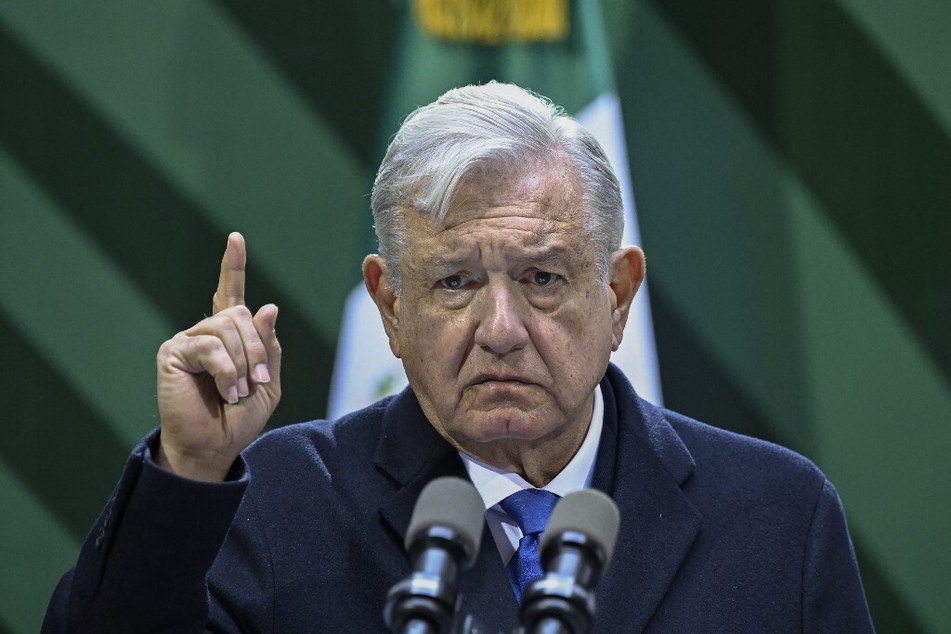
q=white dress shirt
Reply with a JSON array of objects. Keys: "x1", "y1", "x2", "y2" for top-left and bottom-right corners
[{"x1": 460, "y1": 385, "x2": 605, "y2": 564}]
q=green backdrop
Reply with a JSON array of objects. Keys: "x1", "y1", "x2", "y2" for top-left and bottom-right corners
[{"x1": 1, "y1": 1, "x2": 947, "y2": 632}]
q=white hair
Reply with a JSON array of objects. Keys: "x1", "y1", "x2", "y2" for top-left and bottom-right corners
[{"x1": 371, "y1": 82, "x2": 624, "y2": 294}]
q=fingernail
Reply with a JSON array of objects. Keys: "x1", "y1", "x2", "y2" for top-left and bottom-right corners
[
  {"x1": 253, "y1": 363, "x2": 271, "y2": 383},
  {"x1": 238, "y1": 376, "x2": 250, "y2": 397},
  {"x1": 227, "y1": 386, "x2": 239, "y2": 404}
]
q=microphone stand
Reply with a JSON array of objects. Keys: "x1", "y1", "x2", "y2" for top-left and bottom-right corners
[
  {"x1": 385, "y1": 526, "x2": 466, "y2": 634},
  {"x1": 517, "y1": 530, "x2": 603, "y2": 634}
]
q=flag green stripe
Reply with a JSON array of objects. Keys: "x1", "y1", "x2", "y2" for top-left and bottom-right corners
[
  {"x1": 380, "y1": 0, "x2": 608, "y2": 141},
  {"x1": 576, "y1": 0, "x2": 614, "y2": 94}
]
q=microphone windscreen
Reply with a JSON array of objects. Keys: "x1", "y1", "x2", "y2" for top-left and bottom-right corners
[
  {"x1": 405, "y1": 477, "x2": 485, "y2": 568},
  {"x1": 540, "y1": 489, "x2": 620, "y2": 566}
]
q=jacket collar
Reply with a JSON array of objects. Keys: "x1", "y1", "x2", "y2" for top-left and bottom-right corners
[
  {"x1": 373, "y1": 389, "x2": 518, "y2": 631},
  {"x1": 593, "y1": 364, "x2": 702, "y2": 632},
  {"x1": 372, "y1": 364, "x2": 702, "y2": 632},
  {"x1": 373, "y1": 388, "x2": 467, "y2": 537}
]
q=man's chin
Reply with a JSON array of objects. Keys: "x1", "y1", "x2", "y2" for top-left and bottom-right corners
[{"x1": 456, "y1": 411, "x2": 560, "y2": 445}]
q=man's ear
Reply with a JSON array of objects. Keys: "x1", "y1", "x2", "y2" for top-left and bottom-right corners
[
  {"x1": 363, "y1": 255, "x2": 401, "y2": 358},
  {"x1": 608, "y1": 246, "x2": 646, "y2": 351}
]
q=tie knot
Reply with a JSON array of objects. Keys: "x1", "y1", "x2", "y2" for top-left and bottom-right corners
[{"x1": 499, "y1": 489, "x2": 559, "y2": 536}]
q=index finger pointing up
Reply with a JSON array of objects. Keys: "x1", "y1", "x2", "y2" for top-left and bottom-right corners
[{"x1": 213, "y1": 232, "x2": 247, "y2": 314}]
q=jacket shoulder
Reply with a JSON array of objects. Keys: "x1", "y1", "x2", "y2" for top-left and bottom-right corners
[
  {"x1": 667, "y1": 408, "x2": 820, "y2": 473},
  {"x1": 241, "y1": 396, "x2": 393, "y2": 483},
  {"x1": 656, "y1": 406, "x2": 829, "y2": 518}
]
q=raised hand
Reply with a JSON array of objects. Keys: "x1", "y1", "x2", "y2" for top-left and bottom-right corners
[{"x1": 155, "y1": 233, "x2": 282, "y2": 481}]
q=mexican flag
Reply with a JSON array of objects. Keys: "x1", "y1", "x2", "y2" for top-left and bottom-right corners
[{"x1": 328, "y1": 0, "x2": 661, "y2": 416}]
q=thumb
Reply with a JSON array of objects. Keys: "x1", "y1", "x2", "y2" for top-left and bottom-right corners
[{"x1": 253, "y1": 304, "x2": 281, "y2": 389}]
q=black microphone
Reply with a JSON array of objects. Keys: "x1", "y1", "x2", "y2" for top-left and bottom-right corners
[
  {"x1": 517, "y1": 490, "x2": 620, "y2": 634},
  {"x1": 384, "y1": 477, "x2": 486, "y2": 634}
]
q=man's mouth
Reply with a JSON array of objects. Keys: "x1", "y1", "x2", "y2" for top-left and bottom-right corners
[{"x1": 471, "y1": 373, "x2": 531, "y2": 386}]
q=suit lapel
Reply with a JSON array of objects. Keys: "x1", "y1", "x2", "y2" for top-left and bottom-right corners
[
  {"x1": 374, "y1": 388, "x2": 467, "y2": 542},
  {"x1": 455, "y1": 526, "x2": 520, "y2": 632},
  {"x1": 372, "y1": 367, "x2": 703, "y2": 634},
  {"x1": 591, "y1": 367, "x2": 702, "y2": 633},
  {"x1": 373, "y1": 389, "x2": 519, "y2": 632}
]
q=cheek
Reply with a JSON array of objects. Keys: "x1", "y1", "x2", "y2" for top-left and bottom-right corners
[
  {"x1": 400, "y1": 305, "x2": 471, "y2": 376},
  {"x1": 540, "y1": 301, "x2": 614, "y2": 371}
]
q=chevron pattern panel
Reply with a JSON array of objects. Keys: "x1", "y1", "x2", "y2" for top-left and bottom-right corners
[{"x1": 0, "y1": 1, "x2": 946, "y2": 632}]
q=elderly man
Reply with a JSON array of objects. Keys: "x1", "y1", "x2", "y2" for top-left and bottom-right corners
[{"x1": 44, "y1": 83, "x2": 873, "y2": 632}]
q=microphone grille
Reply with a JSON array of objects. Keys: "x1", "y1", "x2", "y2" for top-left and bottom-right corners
[
  {"x1": 406, "y1": 477, "x2": 485, "y2": 568},
  {"x1": 540, "y1": 489, "x2": 621, "y2": 565}
]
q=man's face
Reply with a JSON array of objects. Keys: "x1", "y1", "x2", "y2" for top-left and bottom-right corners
[{"x1": 367, "y1": 160, "x2": 638, "y2": 473}]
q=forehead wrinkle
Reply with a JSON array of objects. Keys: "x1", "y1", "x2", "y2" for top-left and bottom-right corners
[
  {"x1": 449, "y1": 220, "x2": 566, "y2": 255},
  {"x1": 501, "y1": 240, "x2": 572, "y2": 268}
]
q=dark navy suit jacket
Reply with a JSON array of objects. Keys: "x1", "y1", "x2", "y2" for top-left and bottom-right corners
[{"x1": 44, "y1": 364, "x2": 873, "y2": 632}]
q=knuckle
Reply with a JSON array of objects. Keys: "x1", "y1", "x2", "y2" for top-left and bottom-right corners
[
  {"x1": 245, "y1": 340, "x2": 268, "y2": 359},
  {"x1": 190, "y1": 334, "x2": 218, "y2": 354},
  {"x1": 156, "y1": 333, "x2": 186, "y2": 361},
  {"x1": 214, "y1": 362, "x2": 238, "y2": 384},
  {"x1": 157, "y1": 338, "x2": 174, "y2": 358},
  {"x1": 206, "y1": 315, "x2": 240, "y2": 343},
  {"x1": 208, "y1": 312, "x2": 230, "y2": 327},
  {"x1": 231, "y1": 305, "x2": 253, "y2": 320}
]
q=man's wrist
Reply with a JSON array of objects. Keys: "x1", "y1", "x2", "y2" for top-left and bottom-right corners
[{"x1": 154, "y1": 441, "x2": 236, "y2": 482}]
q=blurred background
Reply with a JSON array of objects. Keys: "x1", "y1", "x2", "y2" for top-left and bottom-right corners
[{"x1": 1, "y1": 1, "x2": 948, "y2": 632}]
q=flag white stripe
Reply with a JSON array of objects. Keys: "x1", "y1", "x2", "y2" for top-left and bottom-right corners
[{"x1": 577, "y1": 93, "x2": 663, "y2": 406}]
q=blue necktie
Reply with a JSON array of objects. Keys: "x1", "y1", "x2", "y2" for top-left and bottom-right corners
[{"x1": 499, "y1": 489, "x2": 560, "y2": 603}]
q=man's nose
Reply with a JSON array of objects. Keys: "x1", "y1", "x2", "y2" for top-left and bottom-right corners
[{"x1": 473, "y1": 282, "x2": 530, "y2": 355}]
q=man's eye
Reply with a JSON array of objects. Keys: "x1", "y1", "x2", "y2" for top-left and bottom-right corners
[
  {"x1": 439, "y1": 275, "x2": 465, "y2": 290},
  {"x1": 531, "y1": 271, "x2": 558, "y2": 286}
]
